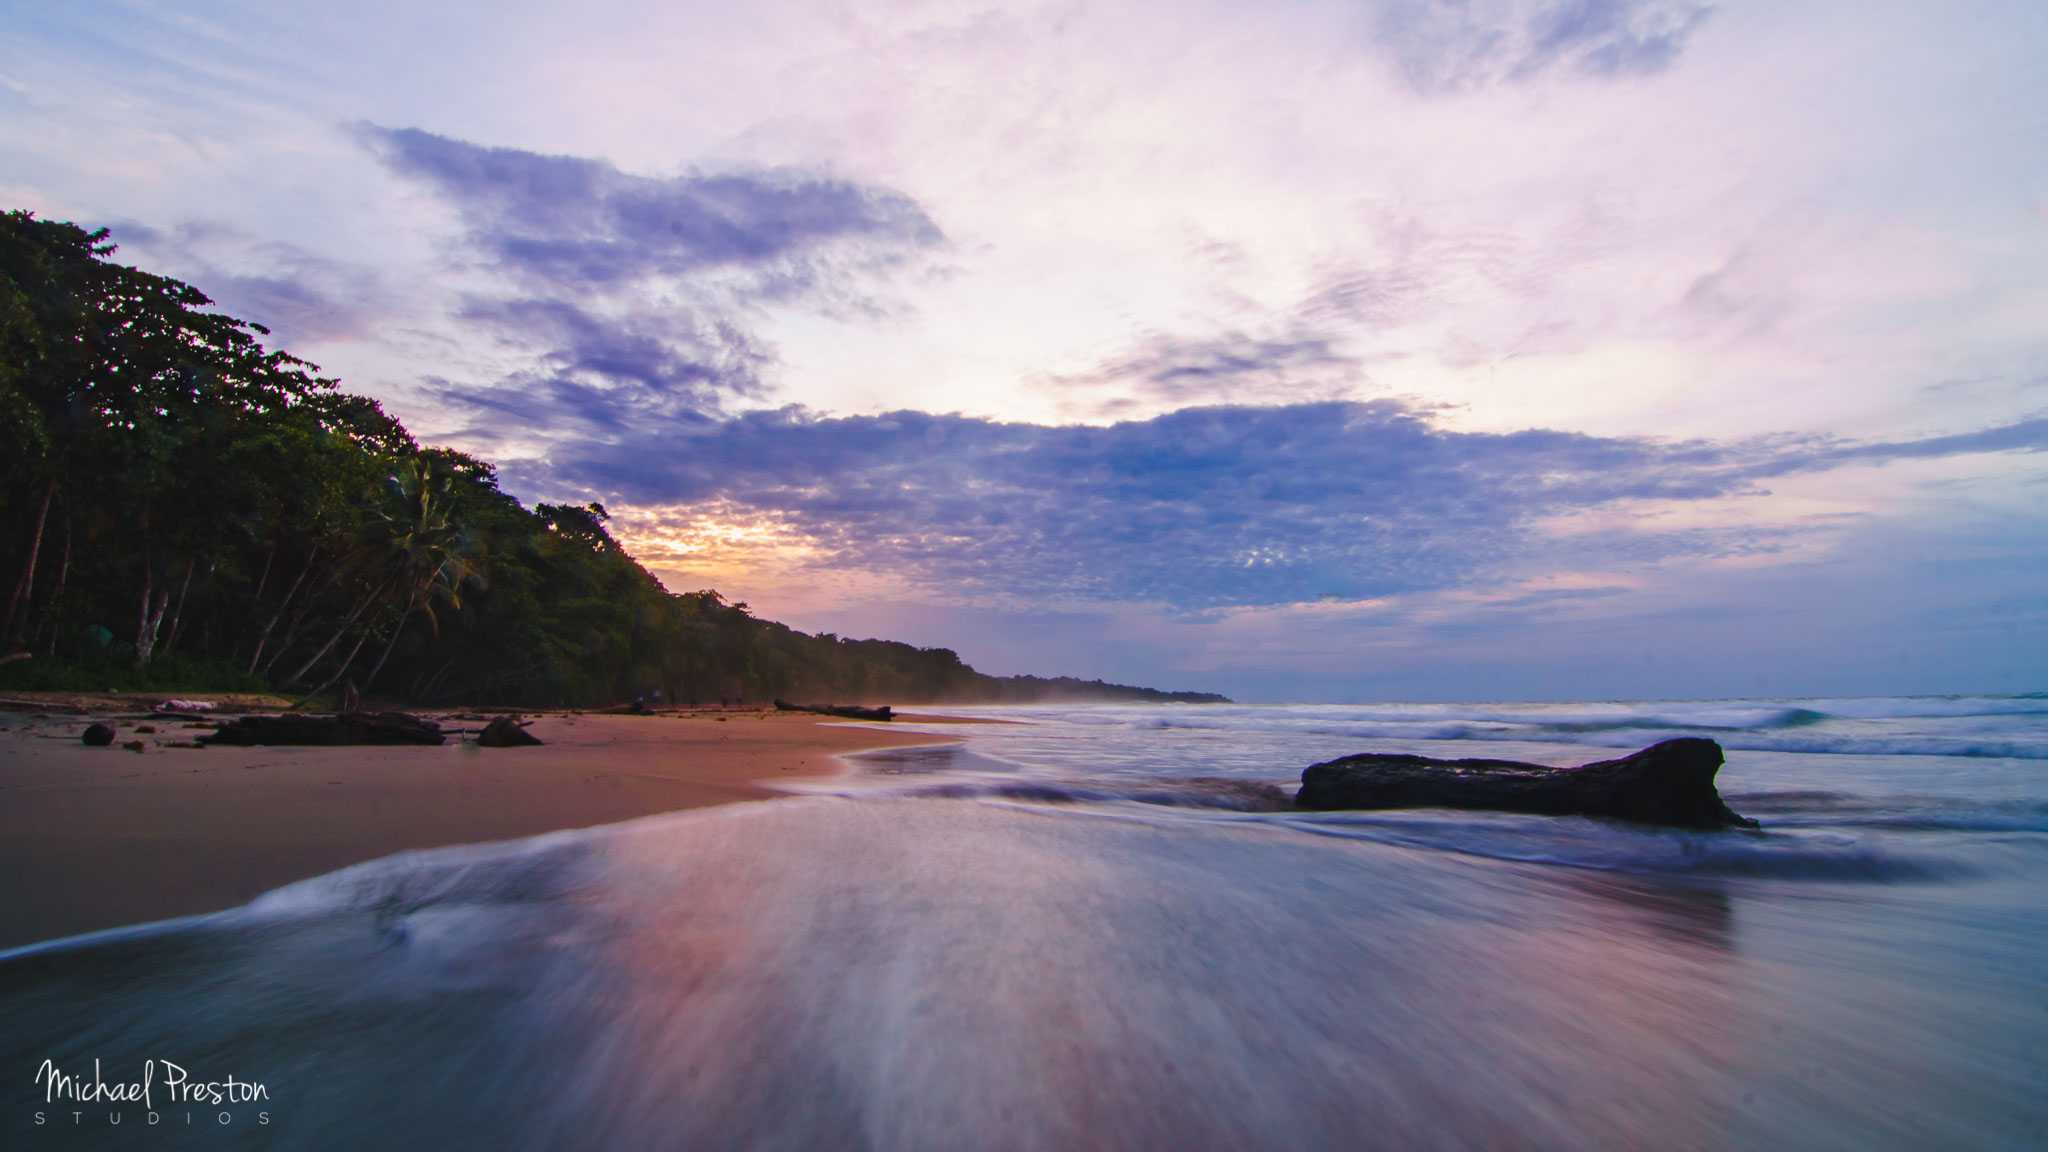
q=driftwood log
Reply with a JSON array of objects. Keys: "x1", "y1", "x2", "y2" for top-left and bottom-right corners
[
  {"x1": 199, "y1": 712, "x2": 445, "y2": 747},
  {"x1": 1294, "y1": 737, "x2": 1754, "y2": 829},
  {"x1": 773, "y1": 700, "x2": 893, "y2": 722}
]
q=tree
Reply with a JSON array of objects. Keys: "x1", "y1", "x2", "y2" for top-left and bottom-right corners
[
  {"x1": 359, "y1": 457, "x2": 476, "y2": 691},
  {"x1": 0, "y1": 210, "x2": 334, "y2": 665}
]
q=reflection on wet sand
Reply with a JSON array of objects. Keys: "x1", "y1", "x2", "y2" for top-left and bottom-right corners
[
  {"x1": 1556, "y1": 869, "x2": 1738, "y2": 950},
  {"x1": 574, "y1": 800, "x2": 1766, "y2": 1148}
]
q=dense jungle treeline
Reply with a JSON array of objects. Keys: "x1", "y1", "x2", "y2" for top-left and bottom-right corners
[{"x1": 0, "y1": 211, "x2": 1227, "y2": 707}]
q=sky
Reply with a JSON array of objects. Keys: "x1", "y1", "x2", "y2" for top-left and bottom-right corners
[{"x1": 3, "y1": 0, "x2": 2044, "y2": 701}]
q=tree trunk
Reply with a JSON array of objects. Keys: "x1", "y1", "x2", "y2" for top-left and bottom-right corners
[
  {"x1": 3, "y1": 477, "x2": 56, "y2": 646},
  {"x1": 134, "y1": 500, "x2": 155, "y2": 668},
  {"x1": 248, "y1": 546, "x2": 317, "y2": 675},
  {"x1": 135, "y1": 565, "x2": 153, "y2": 665},
  {"x1": 260, "y1": 594, "x2": 318, "y2": 681},
  {"x1": 261, "y1": 561, "x2": 351, "y2": 680},
  {"x1": 251, "y1": 543, "x2": 276, "y2": 608},
  {"x1": 285, "y1": 578, "x2": 389, "y2": 686},
  {"x1": 134, "y1": 584, "x2": 171, "y2": 669},
  {"x1": 361, "y1": 584, "x2": 425, "y2": 692},
  {"x1": 296, "y1": 627, "x2": 372, "y2": 707},
  {"x1": 160, "y1": 556, "x2": 197, "y2": 657},
  {"x1": 415, "y1": 653, "x2": 461, "y2": 702},
  {"x1": 36, "y1": 512, "x2": 71, "y2": 657}
]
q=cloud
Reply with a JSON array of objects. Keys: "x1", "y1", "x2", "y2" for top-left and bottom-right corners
[
  {"x1": 1050, "y1": 331, "x2": 1365, "y2": 417},
  {"x1": 365, "y1": 125, "x2": 945, "y2": 435},
  {"x1": 360, "y1": 124, "x2": 942, "y2": 293},
  {"x1": 1042, "y1": 206, "x2": 1595, "y2": 421},
  {"x1": 105, "y1": 218, "x2": 383, "y2": 345},
  {"x1": 1371, "y1": 0, "x2": 1715, "y2": 94},
  {"x1": 426, "y1": 297, "x2": 771, "y2": 444},
  {"x1": 1795, "y1": 418, "x2": 2048, "y2": 468},
  {"x1": 1041, "y1": 248, "x2": 1445, "y2": 418},
  {"x1": 1297, "y1": 261, "x2": 1436, "y2": 328},
  {"x1": 505, "y1": 400, "x2": 2048, "y2": 612}
]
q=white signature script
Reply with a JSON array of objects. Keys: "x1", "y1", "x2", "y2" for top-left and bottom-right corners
[{"x1": 35, "y1": 1058, "x2": 269, "y2": 1109}]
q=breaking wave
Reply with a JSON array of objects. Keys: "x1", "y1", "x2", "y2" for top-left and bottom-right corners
[{"x1": 1007, "y1": 695, "x2": 2048, "y2": 759}]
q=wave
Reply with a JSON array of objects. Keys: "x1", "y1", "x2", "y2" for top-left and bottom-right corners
[
  {"x1": 1522, "y1": 730, "x2": 2048, "y2": 760},
  {"x1": 240, "y1": 802, "x2": 806, "y2": 924},
  {"x1": 790, "y1": 772, "x2": 1297, "y2": 812},
  {"x1": 1133, "y1": 716, "x2": 2048, "y2": 759},
  {"x1": 1806, "y1": 695, "x2": 2048, "y2": 720},
  {"x1": 1534, "y1": 707, "x2": 1831, "y2": 733},
  {"x1": 1003, "y1": 797, "x2": 1982, "y2": 882},
  {"x1": 1723, "y1": 790, "x2": 2048, "y2": 834},
  {"x1": 1076, "y1": 695, "x2": 2048, "y2": 760},
  {"x1": 244, "y1": 829, "x2": 605, "y2": 922},
  {"x1": 0, "y1": 909, "x2": 232, "y2": 965},
  {"x1": 827, "y1": 764, "x2": 2048, "y2": 830},
  {"x1": 1272, "y1": 812, "x2": 1974, "y2": 881},
  {"x1": 1110, "y1": 696, "x2": 2048, "y2": 727},
  {"x1": 0, "y1": 836, "x2": 607, "y2": 965},
  {"x1": 810, "y1": 761, "x2": 2045, "y2": 883},
  {"x1": 4, "y1": 777, "x2": 2026, "y2": 973}
]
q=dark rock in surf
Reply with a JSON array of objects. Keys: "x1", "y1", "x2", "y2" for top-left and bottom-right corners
[
  {"x1": 199, "y1": 712, "x2": 445, "y2": 747},
  {"x1": 1294, "y1": 737, "x2": 1755, "y2": 829},
  {"x1": 81, "y1": 723, "x2": 116, "y2": 747},
  {"x1": 477, "y1": 716, "x2": 543, "y2": 747}
]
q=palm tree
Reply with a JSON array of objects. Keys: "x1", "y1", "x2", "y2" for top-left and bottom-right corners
[{"x1": 358, "y1": 457, "x2": 476, "y2": 693}]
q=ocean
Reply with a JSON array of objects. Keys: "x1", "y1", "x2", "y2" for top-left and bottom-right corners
[{"x1": 5, "y1": 696, "x2": 2046, "y2": 1149}]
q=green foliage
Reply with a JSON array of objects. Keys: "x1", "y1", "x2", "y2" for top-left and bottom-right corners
[
  {"x1": 0, "y1": 210, "x2": 1227, "y2": 706},
  {"x1": 0, "y1": 649, "x2": 270, "y2": 694}
]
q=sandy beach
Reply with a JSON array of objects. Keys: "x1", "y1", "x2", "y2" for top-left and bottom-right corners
[{"x1": 0, "y1": 705, "x2": 949, "y2": 951}]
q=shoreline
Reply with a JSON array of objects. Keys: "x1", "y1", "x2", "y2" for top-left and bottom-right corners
[{"x1": 0, "y1": 707, "x2": 958, "y2": 952}]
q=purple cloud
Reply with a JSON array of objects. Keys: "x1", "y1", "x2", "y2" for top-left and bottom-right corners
[
  {"x1": 368, "y1": 125, "x2": 945, "y2": 430},
  {"x1": 494, "y1": 400, "x2": 2048, "y2": 611},
  {"x1": 1372, "y1": 0, "x2": 1715, "y2": 94},
  {"x1": 362, "y1": 125, "x2": 942, "y2": 291}
]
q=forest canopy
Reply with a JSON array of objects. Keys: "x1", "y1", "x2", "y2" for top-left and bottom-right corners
[{"x1": 0, "y1": 210, "x2": 1226, "y2": 707}]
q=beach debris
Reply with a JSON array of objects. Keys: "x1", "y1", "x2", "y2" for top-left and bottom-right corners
[
  {"x1": 121, "y1": 739, "x2": 145, "y2": 753},
  {"x1": 156, "y1": 699, "x2": 217, "y2": 713},
  {"x1": 1294, "y1": 737, "x2": 1756, "y2": 829},
  {"x1": 200, "y1": 712, "x2": 446, "y2": 747},
  {"x1": 135, "y1": 724, "x2": 157, "y2": 734},
  {"x1": 477, "y1": 716, "x2": 544, "y2": 747},
  {"x1": 81, "y1": 723, "x2": 116, "y2": 746},
  {"x1": 773, "y1": 700, "x2": 894, "y2": 722}
]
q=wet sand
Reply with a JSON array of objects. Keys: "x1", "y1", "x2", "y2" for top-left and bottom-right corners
[{"x1": 0, "y1": 708, "x2": 948, "y2": 950}]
